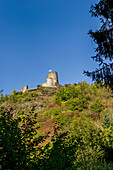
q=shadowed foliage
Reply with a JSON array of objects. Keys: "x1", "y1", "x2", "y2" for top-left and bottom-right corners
[{"x1": 84, "y1": 0, "x2": 113, "y2": 87}]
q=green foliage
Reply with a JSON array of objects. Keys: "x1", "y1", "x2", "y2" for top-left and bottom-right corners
[
  {"x1": 55, "y1": 114, "x2": 68, "y2": 124},
  {"x1": 66, "y1": 97, "x2": 88, "y2": 111},
  {"x1": 90, "y1": 84, "x2": 98, "y2": 94},
  {"x1": 102, "y1": 113, "x2": 113, "y2": 129},
  {"x1": 56, "y1": 85, "x2": 80, "y2": 102},
  {"x1": 22, "y1": 97, "x2": 31, "y2": 101},
  {"x1": 1, "y1": 108, "x2": 113, "y2": 169},
  {"x1": 67, "y1": 116, "x2": 102, "y2": 167},
  {"x1": 17, "y1": 98, "x2": 21, "y2": 104},
  {"x1": 35, "y1": 131, "x2": 45, "y2": 138},
  {"x1": 9, "y1": 94, "x2": 16, "y2": 103},
  {"x1": 17, "y1": 110, "x2": 24, "y2": 116},
  {"x1": 1, "y1": 81, "x2": 113, "y2": 169},
  {"x1": 0, "y1": 112, "x2": 28, "y2": 169},
  {"x1": 30, "y1": 92, "x2": 38, "y2": 97},
  {"x1": 84, "y1": 0, "x2": 113, "y2": 86},
  {"x1": 35, "y1": 123, "x2": 40, "y2": 129},
  {"x1": 13, "y1": 89, "x2": 17, "y2": 95},
  {"x1": 56, "y1": 82, "x2": 91, "y2": 111},
  {"x1": 40, "y1": 115, "x2": 113, "y2": 169},
  {"x1": 44, "y1": 107, "x2": 62, "y2": 118},
  {"x1": 22, "y1": 92, "x2": 29, "y2": 97},
  {"x1": 0, "y1": 93, "x2": 3, "y2": 98},
  {"x1": 92, "y1": 161, "x2": 113, "y2": 169},
  {"x1": 90, "y1": 100, "x2": 103, "y2": 113},
  {"x1": 99, "y1": 127, "x2": 113, "y2": 162},
  {"x1": 0, "y1": 93, "x2": 5, "y2": 103}
]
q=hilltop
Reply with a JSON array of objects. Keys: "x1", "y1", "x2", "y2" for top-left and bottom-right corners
[{"x1": 1, "y1": 81, "x2": 113, "y2": 169}]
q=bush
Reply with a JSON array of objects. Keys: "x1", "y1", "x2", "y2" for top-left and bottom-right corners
[
  {"x1": 66, "y1": 97, "x2": 88, "y2": 111},
  {"x1": 56, "y1": 85, "x2": 81, "y2": 102},
  {"x1": 56, "y1": 82, "x2": 91, "y2": 111},
  {"x1": 22, "y1": 92, "x2": 30, "y2": 97},
  {"x1": 102, "y1": 113, "x2": 113, "y2": 129},
  {"x1": 0, "y1": 93, "x2": 5, "y2": 103},
  {"x1": 35, "y1": 123, "x2": 40, "y2": 129},
  {"x1": 30, "y1": 92, "x2": 38, "y2": 97},
  {"x1": 44, "y1": 107, "x2": 62, "y2": 118},
  {"x1": 90, "y1": 84, "x2": 97, "y2": 94},
  {"x1": 12, "y1": 89, "x2": 17, "y2": 95},
  {"x1": 55, "y1": 114, "x2": 69, "y2": 124},
  {"x1": 22, "y1": 97, "x2": 31, "y2": 102},
  {"x1": 17, "y1": 110, "x2": 24, "y2": 116},
  {"x1": 8, "y1": 94, "x2": 16, "y2": 103},
  {"x1": 35, "y1": 131, "x2": 44, "y2": 138},
  {"x1": 17, "y1": 98, "x2": 21, "y2": 104},
  {"x1": 90, "y1": 100, "x2": 103, "y2": 113}
]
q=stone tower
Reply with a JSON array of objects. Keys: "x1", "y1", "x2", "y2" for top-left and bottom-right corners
[{"x1": 42, "y1": 71, "x2": 59, "y2": 87}]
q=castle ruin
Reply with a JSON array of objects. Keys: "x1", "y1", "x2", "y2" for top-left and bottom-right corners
[
  {"x1": 20, "y1": 71, "x2": 59, "y2": 92},
  {"x1": 42, "y1": 71, "x2": 59, "y2": 88}
]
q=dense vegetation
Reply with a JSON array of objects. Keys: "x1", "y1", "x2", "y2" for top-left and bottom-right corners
[
  {"x1": 1, "y1": 81, "x2": 113, "y2": 169},
  {"x1": 84, "y1": 0, "x2": 113, "y2": 86}
]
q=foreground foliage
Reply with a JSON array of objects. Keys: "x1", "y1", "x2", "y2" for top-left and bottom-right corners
[{"x1": 1, "y1": 82, "x2": 113, "y2": 169}]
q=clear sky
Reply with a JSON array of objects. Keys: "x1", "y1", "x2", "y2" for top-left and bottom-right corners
[{"x1": 0, "y1": 0, "x2": 100, "y2": 95}]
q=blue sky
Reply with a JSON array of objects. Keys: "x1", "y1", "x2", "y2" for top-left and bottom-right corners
[{"x1": 0, "y1": 0, "x2": 100, "y2": 95}]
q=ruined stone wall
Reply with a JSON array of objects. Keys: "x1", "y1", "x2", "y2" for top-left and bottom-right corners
[
  {"x1": 42, "y1": 71, "x2": 59, "y2": 88},
  {"x1": 20, "y1": 85, "x2": 28, "y2": 93}
]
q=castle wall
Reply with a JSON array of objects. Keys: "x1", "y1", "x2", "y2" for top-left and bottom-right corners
[{"x1": 42, "y1": 71, "x2": 58, "y2": 87}]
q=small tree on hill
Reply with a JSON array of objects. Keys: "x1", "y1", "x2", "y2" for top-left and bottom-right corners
[{"x1": 84, "y1": 0, "x2": 113, "y2": 87}]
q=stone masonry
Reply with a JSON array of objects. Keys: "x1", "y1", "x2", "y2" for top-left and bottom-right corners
[
  {"x1": 42, "y1": 71, "x2": 59, "y2": 88},
  {"x1": 20, "y1": 85, "x2": 28, "y2": 93}
]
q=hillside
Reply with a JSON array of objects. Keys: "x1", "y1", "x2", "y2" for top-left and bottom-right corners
[{"x1": 1, "y1": 81, "x2": 113, "y2": 169}]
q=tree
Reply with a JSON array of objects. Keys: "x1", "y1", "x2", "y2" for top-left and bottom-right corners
[
  {"x1": 0, "y1": 111, "x2": 28, "y2": 169},
  {"x1": 0, "y1": 89, "x2": 4, "y2": 93},
  {"x1": 84, "y1": 0, "x2": 113, "y2": 86}
]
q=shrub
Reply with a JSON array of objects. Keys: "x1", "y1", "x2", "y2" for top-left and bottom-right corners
[
  {"x1": 30, "y1": 92, "x2": 38, "y2": 97},
  {"x1": 35, "y1": 123, "x2": 40, "y2": 129},
  {"x1": 102, "y1": 114, "x2": 113, "y2": 129},
  {"x1": 8, "y1": 94, "x2": 16, "y2": 103},
  {"x1": 17, "y1": 98, "x2": 21, "y2": 104},
  {"x1": 12, "y1": 89, "x2": 17, "y2": 95},
  {"x1": 56, "y1": 85, "x2": 81, "y2": 102},
  {"x1": 0, "y1": 106, "x2": 6, "y2": 112},
  {"x1": 0, "y1": 93, "x2": 5, "y2": 103},
  {"x1": 4, "y1": 94, "x2": 8, "y2": 101},
  {"x1": 67, "y1": 115, "x2": 104, "y2": 168},
  {"x1": 44, "y1": 107, "x2": 62, "y2": 118},
  {"x1": 90, "y1": 84, "x2": 97, "y2": 94},
  {"x1": 17, "y1": 91, "x2": 23, "y2": 95},
  {"x1": 55, "y1": 114, "x2": 69, "y2": 124},
  {"x1": 22, "y1": 97, "x2": 31, "y2": 101},
  {"x1": 35, "y1": 131, "x2": 44, "y2": 138},
  {"x1": 17, "y1": 110, "x2": 24, "y2": 116},
  {"x1": 22, "y1": 92, "x2": 29, "y2": 97},
  {"x1": 56, "y1": 82, "x2": 91, "y2": 110},
  {"x1": 90, "y1": 100, "x2": 103, "y2": 113},
  {"x1": 51, "y1": 95, "x2": 57, "y2": 105},
  {"x1": 66, "y1": 98, "x2": 88, "y2": 111}
]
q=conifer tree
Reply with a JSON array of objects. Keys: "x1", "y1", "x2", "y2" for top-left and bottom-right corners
[{"x1": 84, "y1": 0, "x2": 113, "y2": 86}]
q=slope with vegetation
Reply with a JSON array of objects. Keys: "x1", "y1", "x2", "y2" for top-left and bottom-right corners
[{"x1": 1, "y1": 81, "x2": 113, "y2": 169}]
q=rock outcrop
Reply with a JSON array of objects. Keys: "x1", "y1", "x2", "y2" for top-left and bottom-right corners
[{"x1": 42, "y1": 71, "x2": 59, "y2": 88}]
